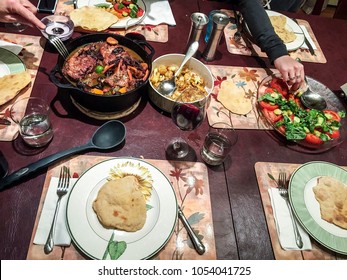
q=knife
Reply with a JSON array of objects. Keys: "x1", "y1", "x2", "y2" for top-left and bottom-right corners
[{"x1": 292, "y1": 18, "x2": 315, "y2": 56}]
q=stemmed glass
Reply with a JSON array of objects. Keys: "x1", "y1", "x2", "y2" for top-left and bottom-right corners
[
  {"x1": 166, "y1": 90, "x2": 209, "y2": 159},
  {"x1": 4, "y1": 22, "x2": 27, "y2": 32}
]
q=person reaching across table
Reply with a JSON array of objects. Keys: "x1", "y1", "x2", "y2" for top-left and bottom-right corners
[
  {"x1": 233, "y1": 0, "x2": 304, "y2": 89},
  {"x1": 0, "y1": 0, "x2": 45, "y2": 29}
]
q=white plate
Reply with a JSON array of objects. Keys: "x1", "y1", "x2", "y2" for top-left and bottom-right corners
[
  {"x1": 289, "y1": 161, "x2": 347, "y2": 255},
  {"x1": 0, "y1": 47, "x2": 26, "y2": 78},
  {"x1": 245, "y1": 10, "x2": 305, "y2": 52},
  {"x1": 76, "y1": 0, "x2": 146, "y2": 29},
  {"x1": 66, "y1": 157, "x2": 177, "y2": 260}
]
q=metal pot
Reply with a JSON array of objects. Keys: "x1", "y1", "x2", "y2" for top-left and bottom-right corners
[{"x1": 50, "y1": 33, "x2": 155, "y2": 112}]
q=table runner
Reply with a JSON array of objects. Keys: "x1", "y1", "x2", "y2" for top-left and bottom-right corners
[
  {"x1": 223, "y1": 10, "x2": 326, "y2": 64},
  {"x1": 254, "y1": 161, "x2": 347, "y2": 260},
  {"x1": 0, "y1": 33, "x2": 45, "y2": 141},
  {"x1": 55, "y1": 0, "x2": 169, "y2": 43},
  {"x1": 26, "y1": 155, "x2": 217, "y2": 260},
  {"x1": 206, "y1": 65, "x2": 272, "y2": 130}
]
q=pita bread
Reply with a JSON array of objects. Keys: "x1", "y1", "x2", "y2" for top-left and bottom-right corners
[
  {"x1": 70, "y1": 6, "x2": 119, "y2": 31},
  {"x1": 0, "y1": 71, "x2": 31, "y2": 106},
  {"x1": 313, "y1": 176, "x2": 347, "y2": 229},
  {"x1": 269, "y1": 15, "x2": 296, "y2": 43},
  {"x1": 217, "y1": 80, "x2": 252, "y2": 115},
  {"x1": 92, "y1": 175, "x2": 147, "y2": 232}
]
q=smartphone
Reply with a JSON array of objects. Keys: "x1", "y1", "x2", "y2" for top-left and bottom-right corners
[{"x1": 37, "y1": 0, "x2": 58, "y2": 14}]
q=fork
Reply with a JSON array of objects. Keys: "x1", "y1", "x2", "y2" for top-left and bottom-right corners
[
  {"x1": 278, "y1": 171, "x2": 304, "y2": 249},
  {"x1": 48, "y1": 35, "x2": 69, "y2": 60},
  {"x1": 44, "y1": 166, "x2": 71, "y2": 254}
]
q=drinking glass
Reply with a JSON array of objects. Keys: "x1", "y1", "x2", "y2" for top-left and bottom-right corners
[
  {"x1": 201, "y1": 122, "x2": 238, "y2": 165},
  {"x1": 4, "y1": 22, "x2": 27, "y2": 32},
  {"x1": 166, "y1": 91, "x2": 208, "y2": 159},
  {"x1": 10, "y1": 97, "x2": 53, "y2": 147}
]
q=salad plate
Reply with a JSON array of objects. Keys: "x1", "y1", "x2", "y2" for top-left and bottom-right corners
[
  {"x1": 76, "y1": 0, "x2": 146, "y2": 29},
  {"x1": 66, "y1": 157, "x2": 177, "y2": 260},
  {"x1": 0, "y1": 47, "x2": 26, "y2": 78},
  {"x1": 257, "y1": 73, "x2": 346, "y2": 153},
  {"x1": 289, "y1": 161, "x2": 347, "y2": 255}
]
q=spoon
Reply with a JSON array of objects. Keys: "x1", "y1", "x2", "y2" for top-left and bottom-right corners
[
  {"x1": 0, "y1": 120, "x2": 126, "y2": 191},
  {"x1": 300, "y1": 76, "x2": 327, "y2": 110},
  {"x1": 157, "y1": 41, "x2": 199, "y2": 96}
]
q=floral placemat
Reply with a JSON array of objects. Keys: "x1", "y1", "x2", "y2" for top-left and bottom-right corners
[
  {"x1": 26, "y1": 155, "x2": 217, "y2": 260},
  {"x1": 254, "y1": 161, "x2": 347, "y2": 260},
  {"x1": 207, "y1": 65, "x2": 272, "y2": 130},
  {"x1": 223, "y1": 10, "x2": 326, "y2": 64},
  {"x1": 0, "y1": 33, "x2": 45, "y2": 141},
  {"x1": 56, "y1": 0, "x2": 168, "y2": 42}
]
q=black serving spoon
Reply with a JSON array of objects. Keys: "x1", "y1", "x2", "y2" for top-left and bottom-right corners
[{"x1": 0, "y1": 120, "x2": 126, "y2": 191}]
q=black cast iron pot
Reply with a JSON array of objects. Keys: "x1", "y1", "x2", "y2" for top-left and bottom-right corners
[{"x1": 50, "y1": 33, "x2": 155, "y2": 112}]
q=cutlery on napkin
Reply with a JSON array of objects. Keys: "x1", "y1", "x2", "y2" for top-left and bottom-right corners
[
  {"x1": 268, "y1": 188, "x2": 312, "y2": 250},
  {"x1": 33, "y1": 177, "x2": 77, "y2": 246},
  {"x1": 0, "y1": 40, "x2": 23, "y2": 55},
  {"x1": 299, "y1": 25, "x2": 317, "y2": 53},
  {"x1": 142, "y1": 0, "x2": 176, "y2": 26}
]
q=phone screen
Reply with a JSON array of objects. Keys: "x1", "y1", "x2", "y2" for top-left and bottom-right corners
[{"x1": 37, "y1": 0, "x2": 58, "y2": 14}]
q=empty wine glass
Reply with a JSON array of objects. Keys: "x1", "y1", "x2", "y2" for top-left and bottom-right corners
[
  {"x1": 166, "y1": 90, "x2": 209, "y2": 159},
  {"x1": 4, "y1": 22, "x2": 27, "y2": 32}
]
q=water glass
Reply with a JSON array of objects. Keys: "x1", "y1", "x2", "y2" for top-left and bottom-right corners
[
  {"x1": 201, "y1": 122, "x2": 238, "y2": 166},
  {"x1": 10, "y1": 97, "x2": 53, "y2": 147}
]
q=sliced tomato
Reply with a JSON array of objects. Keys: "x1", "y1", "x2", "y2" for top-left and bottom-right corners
[
  {"x1": 305, "y1": 133, "x2": 324, "y2": 145},
  {"x1": 262, "y1": 108, "x2": 282, "y2": 123},
  {"x1": 278, "y1": 125, "x2": 286, "y2": 135},
  {"x1": 264, "y1": 87, "x2": 275, "y2": 94},
  {"x1": 323, "y1": 110, "x2": 341, "y2": 122},
  {"x1": 122, "y1": 0, "x2": 132, "y2": 5},
  {"x1": 270, "y1": 77, "x2": 288, "y2": 96},
  {"x1": 259, "y1": 101, "x2": 279, "y2": 111},
  {"x1": 326, "y1": 130, "x2": 340, "y2": 139},
  {"x1": 136, "y1": 8, "x2": 144, "y2": 17}
]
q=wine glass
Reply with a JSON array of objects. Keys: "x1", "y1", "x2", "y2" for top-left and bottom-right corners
[
  {"x1": 166, "y1": 90, "x2": 209, "y2": 159},
  {"x1": 4, "y1": 22, "x2": 27, "y2": 32}
]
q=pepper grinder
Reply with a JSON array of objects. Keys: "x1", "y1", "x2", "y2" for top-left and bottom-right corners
[
  {"x1": 184, "y1": 12, "x2": 209, "y2": 53},
  {"x1": 202, "y1": 11, "x2": 229, "y2": 62}
]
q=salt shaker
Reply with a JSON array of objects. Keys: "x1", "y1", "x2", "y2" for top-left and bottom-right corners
[
  {"x1": 202, "y1": 12, "x2": 229, "y2": 62},
  {"x1": 185, "y1": 12, "x2": 208, "y2": 53}
]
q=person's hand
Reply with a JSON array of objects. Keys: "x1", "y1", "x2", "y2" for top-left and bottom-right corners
[
  {"x1": 273, "y1": 55, "x2": 304, "y2": 90},
  {"x1": 0, "y1": 0, "x2": 45, "y2": 29}
]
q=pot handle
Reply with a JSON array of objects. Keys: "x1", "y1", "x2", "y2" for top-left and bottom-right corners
[
  {"x1": 135, "y1": 40, "x2": 155, "y2": 60},
  {"x1": 49, "y1": 64, "x2": 76, "y2": 90}
]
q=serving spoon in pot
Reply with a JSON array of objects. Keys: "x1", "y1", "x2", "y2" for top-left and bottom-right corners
[
  {"x1": 0, "y1": 120, "x2": 126, "y2": 191},
  {"x1": 157, "y1": 41, "x2": 199, "y2": 96}
]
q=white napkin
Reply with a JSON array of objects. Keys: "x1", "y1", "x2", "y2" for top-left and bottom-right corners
[
  {"x1": 300, "y1": 25, "x2": 317, "y2": 50},
  {"x1": 0, "y1": 40, "x2": 23, "y2": 55},
  {"x1": 142, "y1": 0, "x2": 176, "y2": 26},
  {"x1": 33, "y1": 177, "x2": 77, "y2": 246},
  {"x1": 268, "y1": 188, "x2": 312, "y2": 250}
]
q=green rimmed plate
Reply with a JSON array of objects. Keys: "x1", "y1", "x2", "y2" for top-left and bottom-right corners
[
  {"x1": 289, "y1": 161, "x2": 347, "y2": 255},
  {"x1": 0, "y1": 47, "x2": 26, "y2": 78},
  {"x1": 66, "y1": 157, "x2": 178, "y2": 260}
]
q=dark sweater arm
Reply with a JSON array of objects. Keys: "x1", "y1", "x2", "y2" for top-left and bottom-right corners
[{"x1": 237, "y1": 0, "x2": 288, "y2": 63}]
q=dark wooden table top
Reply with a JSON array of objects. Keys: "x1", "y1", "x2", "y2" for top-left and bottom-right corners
[{"x1": 1, "y1": 0, "x2": 347, "y2": 260}]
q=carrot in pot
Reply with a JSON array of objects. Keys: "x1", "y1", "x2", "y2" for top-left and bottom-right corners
[
  {"x1": 119, "y1": 87, "x2": 127, "y2": 94},
  {"x1": 117, "y1": 59, "x2": 123, "y2": 74},
  {"x1": 142, "y1": 69, "x2": 149, "y2": 81},
  {"x1": 102, "y1": 63, "x2": 115, "y2": 74},
  {"x1": 127, "y1": 68, "x2": 133, "y2": 81}
]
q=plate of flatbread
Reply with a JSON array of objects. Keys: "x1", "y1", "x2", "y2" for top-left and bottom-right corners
[
  {"x1": 66, "y1": 157, "x2": 177, "y2": 260},
  {"x1": 244, "y1": 10, "x2": 305, "y2": 52},
  {"x1": 289, "y1": 161, "x2": 347, "y2": 255}
]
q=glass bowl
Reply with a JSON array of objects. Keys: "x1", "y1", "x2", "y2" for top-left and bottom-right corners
[
  {"x1": 40, "y1": 15, "x2": 74, "y2": 41},
  {"x1": 257, "y1": 73, "x2": 347, "y2": 153}
]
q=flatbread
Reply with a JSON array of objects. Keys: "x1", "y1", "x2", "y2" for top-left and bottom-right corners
[
  {"x1": 217, "y1": 80, "x2": 252, "y2": 115},
  {"x1": 92, "y1": 175, "x2": 147, "y2": 232},
  {"x1": 70, "y1": 6, "x2": 119, "y2": 31},
  {"x1": 269, "y1": 15, "x2": 296, "y2": 43},
  {"x1": 313, "y1": 176, "x2": 347, "y2": 229},
  {"x1": 0, "y1": 71, "x2": 31, "y2": 106}
]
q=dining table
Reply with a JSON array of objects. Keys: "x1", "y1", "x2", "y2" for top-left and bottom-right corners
[{"x1": 1, "y1": 0, "x2": 347, "y2": 260}]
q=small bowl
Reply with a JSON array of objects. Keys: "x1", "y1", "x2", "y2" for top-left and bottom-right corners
[
  {"x1": 148, "y1": 54, "x2": 214, "y2": 113},
  {"x1": 40, "y1": 15, "x2": 74, "y2": 41}
]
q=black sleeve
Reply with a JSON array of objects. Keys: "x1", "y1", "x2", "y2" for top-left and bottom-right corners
[{"x1": 234, "y1": 0, "x2": 288, "y2": 63}]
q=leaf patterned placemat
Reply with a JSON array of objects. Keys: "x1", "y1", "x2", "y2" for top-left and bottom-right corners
[
  {"x1": 223, "y1": 10, "x2": 326, "y2": 64},
  {"x1": 26, "y1": 155, "x2": 217, "y2": 260},
  {"x1": 254, "y1": 161, "x2": 347, "y2": 260},
  {"x1": 0, "y1": 33, "x2": 45, "y2": 141},
  {"x1": 206, "y1": 65, "x2": 273, "y2": 130},
  {"x1": 55, "y1": 0, "x2": 168, "y2": 42}
]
